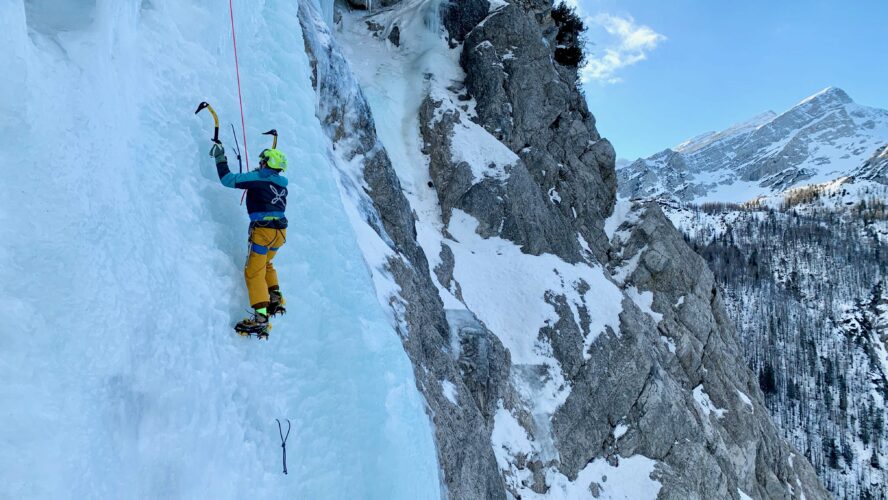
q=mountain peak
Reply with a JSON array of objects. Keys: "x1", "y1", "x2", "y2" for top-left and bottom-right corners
[
  {"x1": 795, "y1": 86, "x2": 853, "y2": 108},
  {"x1": 618, "y1": 86, "x2": 888, "y2": 203}
]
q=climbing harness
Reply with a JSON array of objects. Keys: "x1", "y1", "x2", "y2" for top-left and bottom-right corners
[
  {"x1": 194, "y1": 102, "x2": 220, "y2": 144},
  {"x1": 276, "y1": 419, "x2": 291, "y2": 475}
]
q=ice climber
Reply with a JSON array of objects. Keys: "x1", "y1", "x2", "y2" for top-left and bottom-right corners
[{"x1": 209, "y1": 143, "x2": 289, "y2": 338}]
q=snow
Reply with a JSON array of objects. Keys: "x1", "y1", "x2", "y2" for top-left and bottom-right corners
[
  {"x1": 613, "y1": 423, "x2": 629, "y2": 440},
  {"x1": 488, "y1": 0, "x2": 510, "y2": 12},
  {"x1": 0, "y1": 1, "x2": 439, "y2": 498},
  {"x1": 612, "y1": 248, "x2": 643, "y2": 285},
  {"x1": 674, "y1": 111, "x2": 776, "y2": 154},
  {"x1": 492, "y1": 420, "x2": 661, "y2": 500},
  {"x1": 447, "y1": 210, "x2": 623, "y2": 364},
  {"x1": 441, "y1": 379, "x2": 458, "y2": 405},
  {"x1": 660, "y1": 335, "x2": 677, "y2": 354},
  {"x1": 449, "y1": 118, "x2": 518, "y2": 182},
  {"x1": 693, "y1": 385, "x2": 727, "y2": 419},
  {"x1": 529, "y1": 455, "x2": 662, "y2": 500},
  {"x1": 626, "y1": 286, "x2": 663, "y2": 324},
  {"x1": 736, "y1": 389, "x2": 754, "y2": 411},
  {"x1": 605, "y1": 200, "x2": 637, "y2": 240},
  {"x1": 491, "y1": 405, "x2": 535, "y2": 471},
  {"x1": 337, "y1": 0, "x2": 466, "y2": 315},
  {"x1": 738, "y1": 488, "x2": 754, "y2": 500}
]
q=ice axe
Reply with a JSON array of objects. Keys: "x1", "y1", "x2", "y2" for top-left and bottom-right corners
[
  {"x1": 194, "y1": 101, "x2": 220, "y2": 144},
  {"x1": 263, "y1": 129, "x2": 278, "y2": 149},
  {"x1": 238, "y1": 129, "x2": 280, "y2": 204}
]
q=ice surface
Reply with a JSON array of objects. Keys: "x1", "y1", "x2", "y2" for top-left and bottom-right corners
[{"x1": 0, "y1": 1, "x2": 438, "y2": 498}]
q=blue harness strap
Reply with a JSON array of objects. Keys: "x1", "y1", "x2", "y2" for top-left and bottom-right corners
[{"x1": 250, "y1": 243, "x2": 282, "y2": 255}]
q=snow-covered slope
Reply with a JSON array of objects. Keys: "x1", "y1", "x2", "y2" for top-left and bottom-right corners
[
  {"x1": 619, "y1": 87, "x2": 888, "y2": 203},
  {"x1": 0, "y1": 1, "x2": 440, "y2": 498}
]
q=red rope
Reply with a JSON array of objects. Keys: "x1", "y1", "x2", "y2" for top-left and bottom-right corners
[{"x1": 228, "y1": 0, "x2": 250, "y2": 204}]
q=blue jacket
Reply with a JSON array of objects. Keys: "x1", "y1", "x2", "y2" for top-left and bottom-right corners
[{"x1": 216, "y1": 155, "x2": 288, "y2": 229}]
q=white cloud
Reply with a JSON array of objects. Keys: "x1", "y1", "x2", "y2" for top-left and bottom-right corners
[{"x1": 582, "y1": 13, "x2": 665, "y2": 84}]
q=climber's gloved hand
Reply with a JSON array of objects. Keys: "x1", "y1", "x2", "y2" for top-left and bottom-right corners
[{"x1": 209, "y1": 142, "x2": 226, "y2": 161}]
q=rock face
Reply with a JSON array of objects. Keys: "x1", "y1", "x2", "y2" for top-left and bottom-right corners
[
  {"x1": 854, "y1": 144, "x2": 888, "y2": 184},
  {"x1": 619, "y1": 87, "x2": 888, "y2": 202},
  {"x1": 460, "y1": 3, "x2": 617, "y2": 261},
  {"x1": 304, "y1": 0, "x2": 831, "y2": 497},
  {"x1": 601, "y1": 204, "x2": 828, "y2": 499},
  {"x1": 419, "y1": 96, "x2": 584, "y2": 262}
]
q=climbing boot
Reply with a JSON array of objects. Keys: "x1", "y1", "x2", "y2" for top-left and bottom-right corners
[
  {"x1": 235, "y1": 309, "x2": 271, "y2": 340},
  {"x1": 268, "y1": 289, "x2": 287, "y2": 317}
]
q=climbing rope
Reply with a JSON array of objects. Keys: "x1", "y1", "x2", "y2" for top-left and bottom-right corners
[
  {"x1": 228, "y1": 0, "x2": 251, "y2": 205},
  {"x1": 276, "y1": 419, "x2": 291, "y2": 475},
  {"x1": 228, "y1": 0, "x2": 249, "y2": 171}
]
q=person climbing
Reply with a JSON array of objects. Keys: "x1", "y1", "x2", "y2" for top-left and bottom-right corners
[{"x1": 209, "y1": 142, "x2": 289, "y2": 338}]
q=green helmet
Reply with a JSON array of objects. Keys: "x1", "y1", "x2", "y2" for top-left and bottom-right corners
[{"x1": 260, "y1": 148, "x2": 287, "y2": 171}]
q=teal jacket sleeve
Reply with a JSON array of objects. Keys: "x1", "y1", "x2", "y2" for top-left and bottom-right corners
[{"x1": 215, "y1": 156, "x2": 265, "y2": 189}]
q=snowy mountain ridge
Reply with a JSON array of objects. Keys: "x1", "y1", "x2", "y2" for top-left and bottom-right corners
[
  {"x1": 674, "y1": 111, "x2": 777, "y2": 155},
  {"x1": 618, "y1": 87, "x2": 888, "y2": 203}
]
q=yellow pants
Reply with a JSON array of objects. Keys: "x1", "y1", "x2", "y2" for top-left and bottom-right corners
[{"x1": 245, "y1": 227, "x2": 286, "y2": 309}]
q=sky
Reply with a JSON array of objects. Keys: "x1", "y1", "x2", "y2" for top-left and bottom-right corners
[{"x1": 572, "y1": 0, "x2": 888, "y2": 161}]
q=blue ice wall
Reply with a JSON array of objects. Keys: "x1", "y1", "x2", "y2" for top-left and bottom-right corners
[{"x1": 0, "y1": 1, "x2": 439, "y2": 498}]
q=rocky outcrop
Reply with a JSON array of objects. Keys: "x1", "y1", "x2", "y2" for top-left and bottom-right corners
[
  {"x1": 853, "y1": 143, "x2": 888, "y2": 184},
  {"x1": 419, "y1": 96, "x2": 584, "y2": 262},
  {"x1": 459, "y1": 3, "x2": 617, "y2": 261},
  {"x1": 600, "y1": 204, "x2": 828, "y2": 499}
]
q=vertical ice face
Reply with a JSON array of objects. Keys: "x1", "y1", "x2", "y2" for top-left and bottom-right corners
[
  {"x1": 24, "y1": 0, "x2": 97, "y2": 34},
  {"x1": 0, "y1": 1, "x2": 439, "y2": 498}
]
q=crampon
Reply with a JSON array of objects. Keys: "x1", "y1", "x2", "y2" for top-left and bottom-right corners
[{"x1": 235, "y1": 315, "x2": 271, "y2": 340}]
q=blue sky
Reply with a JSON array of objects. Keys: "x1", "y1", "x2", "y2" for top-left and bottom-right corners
[{"x1": 574, "y1": 0, "x2": 888, "y2": 160}]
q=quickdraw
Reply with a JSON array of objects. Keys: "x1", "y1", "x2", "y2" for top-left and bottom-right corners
[{"x1": 276, "y1": 418, "x2": 291, "y2": 475}]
